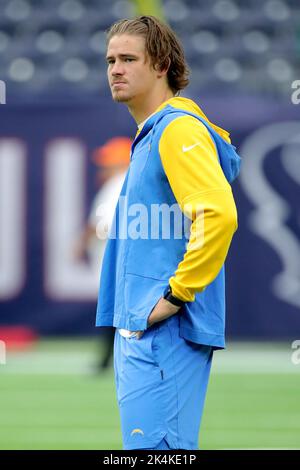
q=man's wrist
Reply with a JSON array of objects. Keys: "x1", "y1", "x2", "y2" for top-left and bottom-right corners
[{"x1": 163, "y1": 286, "x2": 185, "y2": 307}]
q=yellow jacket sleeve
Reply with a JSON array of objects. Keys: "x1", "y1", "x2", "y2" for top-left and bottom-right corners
[{"x1": 159, "y1": 115, "x2": 238, "y2": 302}]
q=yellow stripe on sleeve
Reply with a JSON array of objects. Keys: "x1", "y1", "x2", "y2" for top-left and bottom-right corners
[{"x1": 159, "y1": 115, "x2": 238, "y2": 302}]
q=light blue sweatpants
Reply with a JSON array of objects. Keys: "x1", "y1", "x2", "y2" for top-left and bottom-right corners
[{"x1": 114, "y1": 314, "x2": 213, "y2": 450}]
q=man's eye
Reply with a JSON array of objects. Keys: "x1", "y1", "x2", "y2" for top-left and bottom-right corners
[
  {"x1": 107, "y1": 60, "x2": 115, "y2": 65},
  {"x1": 125, "y1": 58, "x2": 134, "y2": 62}
]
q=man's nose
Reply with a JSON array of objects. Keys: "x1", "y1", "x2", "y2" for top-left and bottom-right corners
[{"x1": 111, "y1": 61, "x2": 125, "y2": 75}]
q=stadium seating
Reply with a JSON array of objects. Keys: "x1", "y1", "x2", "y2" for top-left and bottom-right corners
[{"x1": 0, "y1": 0, "x2": 299, "y2": 100}]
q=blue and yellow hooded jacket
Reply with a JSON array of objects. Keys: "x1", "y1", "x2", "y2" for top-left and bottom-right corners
[{"x1": 96, "y1": 97, "x2": 241, "y2": 349}]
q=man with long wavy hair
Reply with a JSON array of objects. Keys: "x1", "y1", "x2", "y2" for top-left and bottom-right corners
[{"x1": 96, "y1": 15, "x2": 240, "y2": 450}]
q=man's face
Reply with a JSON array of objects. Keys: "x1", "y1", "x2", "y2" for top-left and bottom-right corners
[{"x1": 106, "y1": 34, "x2": 158, "y2": 105}]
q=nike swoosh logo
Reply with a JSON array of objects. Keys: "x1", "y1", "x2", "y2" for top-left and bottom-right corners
[{"x1": 182, "y1": 143, "x2": 201, "y2": 152}]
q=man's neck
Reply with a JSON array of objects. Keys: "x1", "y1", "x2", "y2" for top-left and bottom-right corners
[{"x1": 128, "y1": 88, "x2": 174, "y2": 125}]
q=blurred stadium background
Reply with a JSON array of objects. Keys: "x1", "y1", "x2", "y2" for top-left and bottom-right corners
[{"x1": 0, "y1": 0, "x2": 300, "y2": 450}]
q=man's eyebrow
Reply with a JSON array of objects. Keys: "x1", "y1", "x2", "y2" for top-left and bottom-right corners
[{"x1": 106, "y1": 53, "x2": 139, "y2": 60}]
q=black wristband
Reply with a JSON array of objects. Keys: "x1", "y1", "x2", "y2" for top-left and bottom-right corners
[{"x1": 163, "y1": 288, "x2": 185, "y2": 307}]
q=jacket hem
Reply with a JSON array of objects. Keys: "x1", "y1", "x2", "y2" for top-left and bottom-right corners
[
  {"x1": 96, "y1": 313, "x2": 150, "y2": 331},
  {"x1": 179, "y1": 326, "x2": 225, "y2": 349},
  {"x1": 95, "y1": 314, "x2": 114, "y2": 327}
]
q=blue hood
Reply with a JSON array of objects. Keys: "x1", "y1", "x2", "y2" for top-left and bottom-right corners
[{"x1": 135, "y1": 100, "x2": 241, "y2": 184}]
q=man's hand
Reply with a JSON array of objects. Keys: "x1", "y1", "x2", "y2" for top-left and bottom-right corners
[{"x1": 147, "y1": 297, "x2": 181, "y2": 327}]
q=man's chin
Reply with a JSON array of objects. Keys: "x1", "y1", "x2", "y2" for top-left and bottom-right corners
[
  {"x1": 112, "y1": 92, "x2": 131, "y2": 103},
  {"x1": 114, "y1": 97, "x2": 129, "y2": 103}
]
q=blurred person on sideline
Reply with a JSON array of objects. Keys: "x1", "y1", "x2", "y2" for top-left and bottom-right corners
[
  {"x1": 75, "y1": 137, "x2": 131, "y2": 370},
  {"x1": 96, "y1": 16, "x2": 241, "y2": 449}
]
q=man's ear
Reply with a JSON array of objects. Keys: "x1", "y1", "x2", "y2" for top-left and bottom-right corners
[{"x1": 155, "y1": 58, "x2": 171, "y2": 78}]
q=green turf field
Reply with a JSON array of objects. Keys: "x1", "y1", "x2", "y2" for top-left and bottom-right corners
[{"x1": 0, "y1": 339, "x2": 299, "y2": 449}]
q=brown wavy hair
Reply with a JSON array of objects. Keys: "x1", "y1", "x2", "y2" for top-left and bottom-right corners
[{"x1": 106, "y1": 15, "x2": 189, "y2": 94}]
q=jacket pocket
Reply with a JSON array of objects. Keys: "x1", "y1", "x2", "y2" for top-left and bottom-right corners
[{"x1": 125, "y1": 273, "x2": 168, "y2": 329}]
